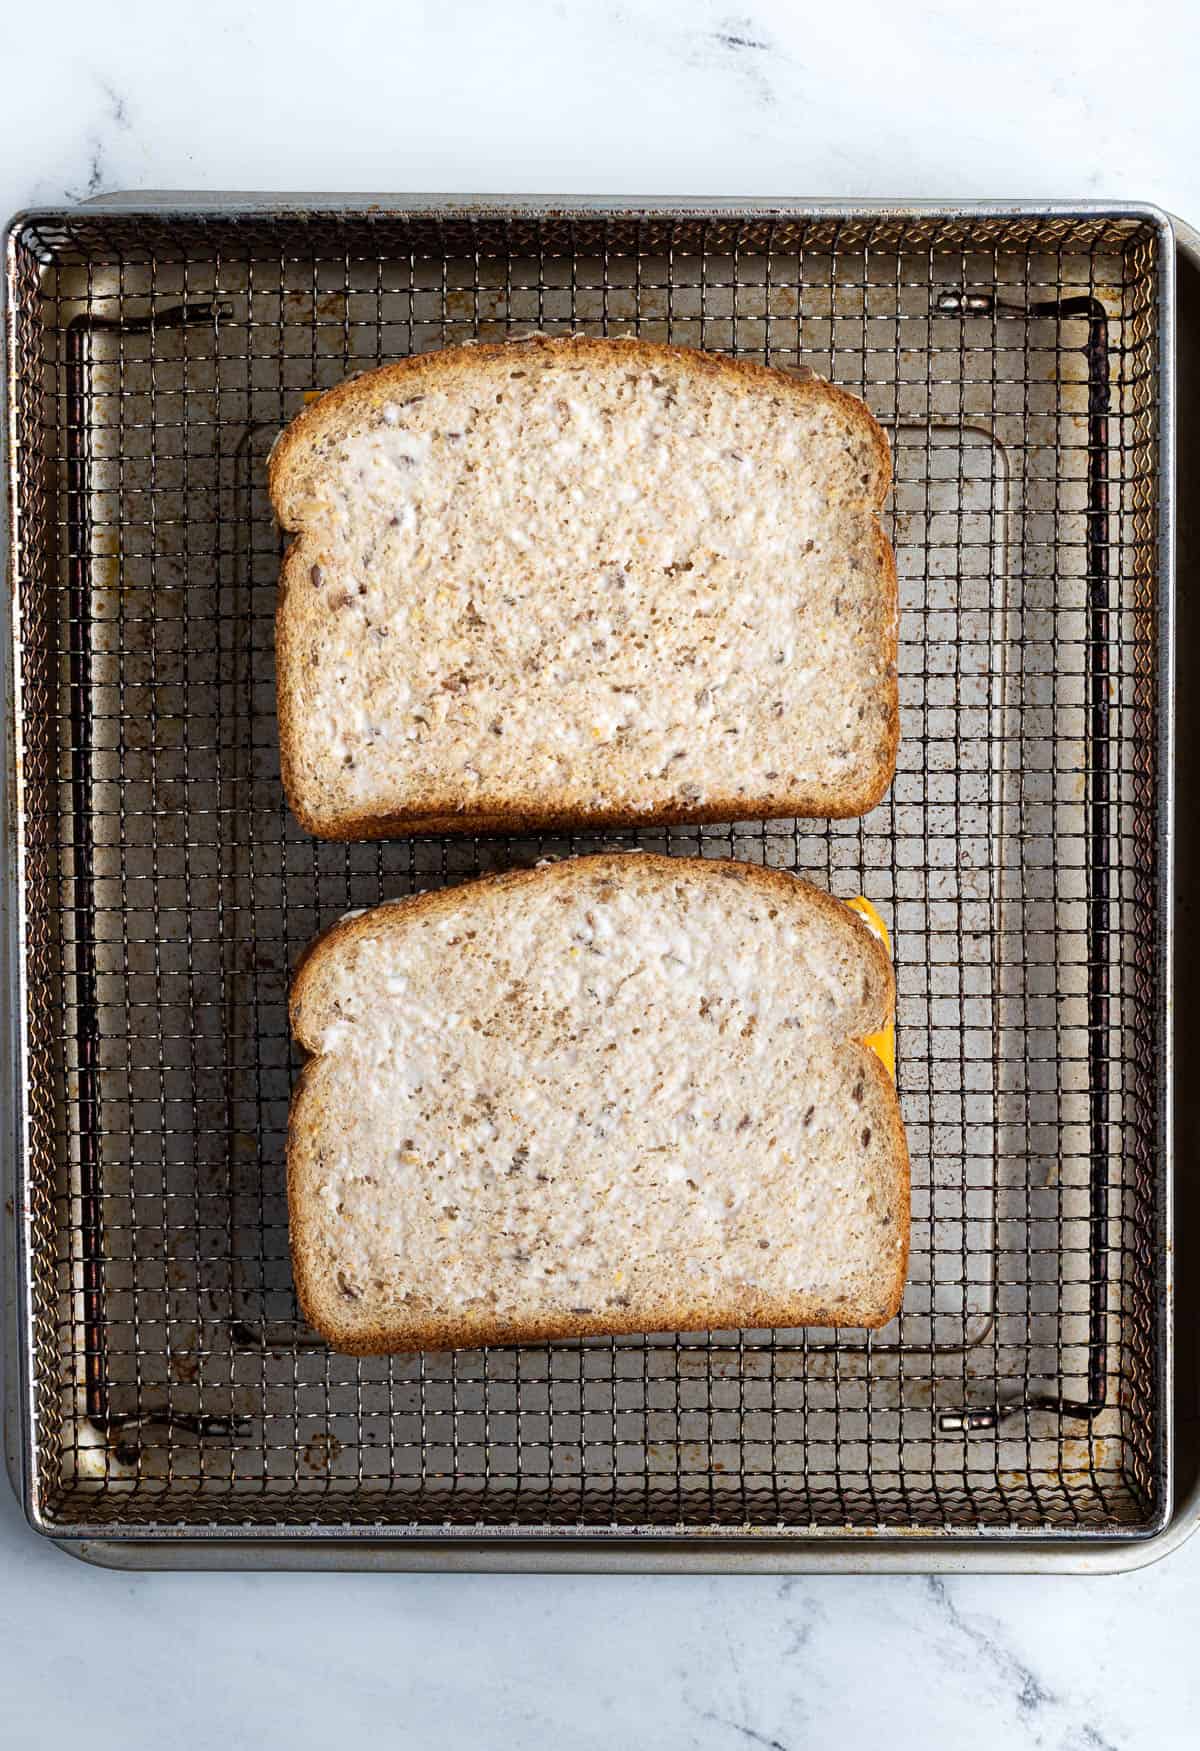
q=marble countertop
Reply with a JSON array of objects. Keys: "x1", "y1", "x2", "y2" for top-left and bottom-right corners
[{"x1": 3, "y1": 2, "x2": 1199, "y2": 1746}]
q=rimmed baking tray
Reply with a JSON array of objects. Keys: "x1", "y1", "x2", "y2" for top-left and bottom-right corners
[{"x1": 2, "y1": 196, "x2": 1189, "y2": 1570}]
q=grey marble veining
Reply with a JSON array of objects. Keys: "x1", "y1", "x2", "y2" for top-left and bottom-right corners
[
  {"x1": 3, "y1": 1, "x2": 1200, "y2": 1746},
  {"x1": 2, "y1": 1478, "x2": 1197, "y2": 1748}
]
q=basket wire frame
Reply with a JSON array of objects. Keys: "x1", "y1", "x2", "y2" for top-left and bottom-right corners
[{"x1": 6, "y1": 210, "x2": 1166, "y2": 1537}]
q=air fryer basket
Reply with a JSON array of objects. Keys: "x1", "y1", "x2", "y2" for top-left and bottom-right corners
[{"x1": 2, "y1": 200, "x2": 1174, "y2": 1561}]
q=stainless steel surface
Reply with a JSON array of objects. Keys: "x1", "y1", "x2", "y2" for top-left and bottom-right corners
[{"x1": 1, "y1": 198, "x2": 1177, "y2": 1566}]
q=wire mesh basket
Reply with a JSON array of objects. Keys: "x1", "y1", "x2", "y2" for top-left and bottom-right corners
[{"x1": 3, "y1": 201, "x2": 1172, "y2": 1553}]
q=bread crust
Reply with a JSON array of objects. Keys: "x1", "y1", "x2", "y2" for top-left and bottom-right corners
[
  {"x1": 288, "y1": 854, "x2": 910, "y2": 1353},
  {"x1": 271, "y1": 336, "x2": 899, "y2": 839}
]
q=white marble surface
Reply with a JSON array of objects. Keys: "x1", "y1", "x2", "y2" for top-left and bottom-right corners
[{"x1": 3, "y1": 1, "x2": 1200, "y2": 1746}]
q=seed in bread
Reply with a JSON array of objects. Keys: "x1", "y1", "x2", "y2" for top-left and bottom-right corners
[
  {"x1": 270, "y1": 337, "x2": 898, "y2": 838},
  {"x1": 287, "y1": 854, "x2": 910, "y2": 1353}
]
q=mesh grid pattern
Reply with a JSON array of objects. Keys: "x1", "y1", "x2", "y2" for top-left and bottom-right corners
[{"x1": 6, "y1": 209, "x2": 1167, "y2": 1538}]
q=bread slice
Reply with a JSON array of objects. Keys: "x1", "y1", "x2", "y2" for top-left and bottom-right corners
[
  {"x1": 288, "y1": 854, "x2": 909, "y2": 1353},
  {"x1": 270, "y1": 336, "x2": 897, "y2": 838}
]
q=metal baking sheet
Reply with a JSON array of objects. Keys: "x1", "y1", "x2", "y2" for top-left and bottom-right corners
[{"x1": 1, "y1": 197, "x2": 1180, "y2": 1567}]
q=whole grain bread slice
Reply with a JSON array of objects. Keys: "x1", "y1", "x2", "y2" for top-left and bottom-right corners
[
  {"x1": 270, "y1": 337, "x2": 898, "y2": 839},
  {"x1": 288, "y1": 854, "x2": 910, "y2": 1354}
]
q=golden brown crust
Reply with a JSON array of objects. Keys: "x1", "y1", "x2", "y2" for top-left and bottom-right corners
[
  {"x1": 289, "y1": 852, "x2": 896, "y2": 1034},
  {"x1": 287, "y1": 854, "x2": 909, "y2": 1352},
  {"x1": 271, "y1": 336, "x2": 899, "y2": 840},
  {"x1": 268, "y1": 335, "x2": 893, "y2": 518}
]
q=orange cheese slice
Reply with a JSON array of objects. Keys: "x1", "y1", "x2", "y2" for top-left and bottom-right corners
[{"x1": 844, "y1": 896, "x2": 896, "y2": 1080}]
